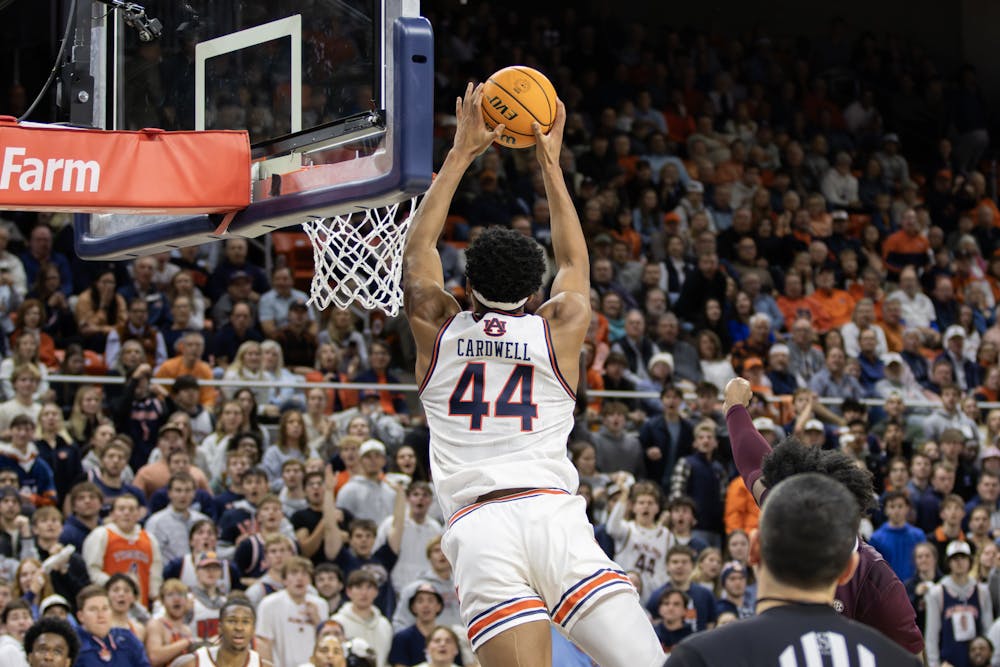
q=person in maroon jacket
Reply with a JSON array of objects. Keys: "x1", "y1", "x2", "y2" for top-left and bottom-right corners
[{"x1": 722, "y1": 377, "x2": 924, "y2": 656}]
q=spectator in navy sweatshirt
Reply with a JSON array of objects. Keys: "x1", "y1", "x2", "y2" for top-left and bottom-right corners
[
  {"x1": 58, "y1": 481, "x2": 103, "y2": 551},
  {"x1": 669, "y1": 420, "x2": 727, "y2": 547}
]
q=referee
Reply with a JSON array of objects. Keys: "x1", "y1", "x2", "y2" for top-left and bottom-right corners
[{"x1": 667, "y1": 473, "x2": 921, "y2": 667}]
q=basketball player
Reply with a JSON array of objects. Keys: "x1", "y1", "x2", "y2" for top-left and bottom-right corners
[
  {"x1": 722, "y1": 377, "x2": 924, "y2": 654},
  {"x1": 168, "y1": 596, "x2": 268, "y2": 667},
  {"x1": 403, "y1": 82, "x2": 665, "y2": 667}
]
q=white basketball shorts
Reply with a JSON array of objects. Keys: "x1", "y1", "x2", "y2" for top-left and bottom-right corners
[{"x1": 442, "y1": 488, "x2": 637, "y2": 651}]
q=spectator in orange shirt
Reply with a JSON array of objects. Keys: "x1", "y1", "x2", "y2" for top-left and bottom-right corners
[
  {"x1": 776, "y1": 272, "x2": 821, "y2": 331},
  {"x1": 582, "y1": 340, "x2": 605, "y2": 416},
  {"x1": 951, "y1": 249, "x2": 1000, "y2": 306},
  {"x1": 614, "y1": 134, "x2": 639, "y2": 181},
  {"x1": 724, "y1": 475, "x2": 760, "y2": 535},
  {"x1": 154, "y1": 332, "x2": 216, "y2": 408},
  {"x1": 665, "y1": 88, "x2": 697, "y2": 141},
  {"x1": 805, "y1": 193, "x2": 833, "y2": 239},
  {"x1": 878, "y1": 295, "x2": 906, "y2": 353},
  {"x1": 968, "y1": 172, "x2": 1000, "y2": 228},
  {"x1": 730, "y1": 314, "x2": 772, "y2": 376},
  {"x1": 848, "y1": 266, "x2": 885, "y2": 320},
  {"x1": 807, "y1": 265, "x2": 856, "y2": 332},
  {"x1": 882, "y1": 209, "x2": 930, "y2": 279},
  {"x1": 715, "y1": 140, "x2": 746, "y2": 185}
]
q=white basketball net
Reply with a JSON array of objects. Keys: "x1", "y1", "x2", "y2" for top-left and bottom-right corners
[{"x1": 302, "y1": 197, "x2": 417, "y2": 316}]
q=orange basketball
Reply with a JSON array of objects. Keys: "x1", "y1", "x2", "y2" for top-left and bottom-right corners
[{"x1": 481, "y1": 66, "x2": 557, "y2": 149}]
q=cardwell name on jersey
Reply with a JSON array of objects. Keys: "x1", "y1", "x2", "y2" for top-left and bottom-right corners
[
  {"x1": 456, "y1": 337, "x2": 532, "y2": 361},
  {"x1": 0, "y1": 147, "x2": 101, "y2": 193}
]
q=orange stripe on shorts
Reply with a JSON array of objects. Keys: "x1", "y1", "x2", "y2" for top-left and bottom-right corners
[
  {"x1": 551, "y1": 571, "x2": 632, "y2": 624},
  {"x1": 467, "y1": 598, "x2": 547, "y2": 640}
]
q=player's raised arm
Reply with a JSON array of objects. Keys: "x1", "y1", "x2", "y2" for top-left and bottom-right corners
[
  {"x1": 723, "y1": 377, "x2": 771, "y2": 504},
  {"x1": 534, "y1": 100, "x2": 591, "y2": 389},
  {"x1": 404, "y1": 83, "x2": 504, "y2": 381},
  {"x1": 534, "y1": 100, "x2": 589, "y2": 302},
  {"x1": 403, "y1": 82, "x2": 504, "y2": 317}
]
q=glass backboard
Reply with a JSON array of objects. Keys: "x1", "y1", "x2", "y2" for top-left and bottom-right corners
[{"x1": 74, "y1": 0, "x2": 433, "y2": 260}]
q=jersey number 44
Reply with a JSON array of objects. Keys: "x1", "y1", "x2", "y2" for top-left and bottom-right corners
[{"x1": 448, "y1": 363, "x2": 538, "y2": 431}]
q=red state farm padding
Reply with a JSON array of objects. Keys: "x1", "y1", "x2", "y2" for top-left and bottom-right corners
[{"x1": 0, "y1": 117, "x2": 250, "y2": 214}]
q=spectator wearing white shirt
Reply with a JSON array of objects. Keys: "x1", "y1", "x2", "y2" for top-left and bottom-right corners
[
  {"x1": 843, "y1": 90, "x2": 880, "y2": 135},
  {"x1": 821, "y1": 152, "x2": 861, "y2": 209},
  {"x1": 332, "y1": 570, "x2": 393, "y2": 667},
  {"x1": 842, "y1": 298, "x2": 889, "y2": 359},
  {"x1": 256, "y1": 556, "x2": 327, "y2": 667},
  {"x1": 375, "y1": 481, "x2": 442, "y2": 596},
  {"x1": 0, "y1": 600, "x2": 32, "y2": 667},
  {"x1": 924, "y1": 385, "x2": 979, "y2": 444},
  {"x1": 0, "y1": 226, "x2": 27, "y2": 298},
  {"x1": 895, "y1": 267, "x2": 937, "y2": 334}
]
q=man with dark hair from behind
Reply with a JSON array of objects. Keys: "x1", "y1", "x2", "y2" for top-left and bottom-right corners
[
  {"x1": 722, "y1": 377, "x2": 924, "y2": 655},
  {"x1": 24, "y1": 617, "x2": 80, "y2": 667},
  {"x1": 668, "y1": 474, "x2": 921, "y2": 666}
]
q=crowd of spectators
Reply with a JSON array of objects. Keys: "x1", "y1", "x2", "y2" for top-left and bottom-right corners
[
  {"x1": 0, "y1": 5, "x2": 1000, "y2": 667},
  {"x1": 429, "y1": 7, "x2": 1000, "y2": 665}
]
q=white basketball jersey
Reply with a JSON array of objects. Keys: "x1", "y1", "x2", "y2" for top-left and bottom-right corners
[
  {"x1": 194, "y1": 646, "x2": 261, "y2": 667},
  {"x1": 613, "y1": 523, "x2": 669, "y2": 603},
  {"x1": 420, "y1": 310, "x2": 579, "y2": 517}
]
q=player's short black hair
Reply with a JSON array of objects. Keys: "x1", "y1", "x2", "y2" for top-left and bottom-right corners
[
  {"x1": 760, "y1": 473, "x2": 860, "y2": 591},
  {"x1": 762, "y1": 437, "x2": 876, "y2": 517},
  {"x1": 24, "y1": 617, "x2": 80, "y2": 663},
  {"x1": 464, "y1": 226, "x2": 546, "y2": 308}
]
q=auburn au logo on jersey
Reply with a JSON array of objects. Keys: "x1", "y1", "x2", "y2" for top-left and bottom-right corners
[{"x1": 483, "y1": 318, "x2": 507, "y2": 337}]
